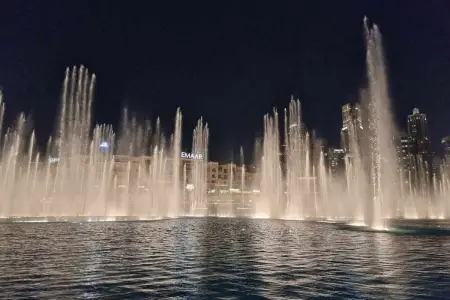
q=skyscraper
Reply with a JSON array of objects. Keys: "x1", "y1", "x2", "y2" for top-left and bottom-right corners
[
  {"x1": 313, "y1": 137, "x2": 328, "y2": 168},
  {"x1": 443, "y1": 136, "x2": 450, "y2": 166},
  {"x1": 329, "y1": 148, "x2": 345, "y2": 175},
  {"x1": 432, "y1": 155, "x2": 442, "y2": 179},
  {"x1": 396, "y1": 135, "x2": 414, "y2": 174},
  {"x1": 407, "y1": 108, "x2": 431, "y2": 156},
  {"x1": 406, "y1": 108, "x2": 432, "y2": 187},
  {"x1": 443, "y1": 136, "x2": 450, "y2": 155},
  {"x1": 340, "y1": 103, "x2": 362, "y2": 155}
]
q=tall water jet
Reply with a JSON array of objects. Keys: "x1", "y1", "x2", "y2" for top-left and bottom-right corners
[
  {"x1": 86, "y1": 124, "x2": 115, "y2": 216},
  {"x1": 51, "y1": 66, "x2": 99, "y2": 216},
  {"x1": 240, "y1": 146, "x2": 245, "y2": 196},
  {"x1": 168, "y1": 108, "x2": 182, "y2": 217},
  {"x1": 343, "y1": 90, "x2": 368, "y2": 221},
  {"x1": 259, "y1": 109, "x2": 283, "y2": 218},
  {"x1": 0, "y1": 89, "x2": 4, "y2": 149},
  {"x1": 284, "y1": 98, "x2": 306, "y2": 219},
  {"x1": 363, "y1": 17, "x2": 399, "y2": 228},
  {"x1": 188, "y1": 118, "x2": 209, "y2": 215}
]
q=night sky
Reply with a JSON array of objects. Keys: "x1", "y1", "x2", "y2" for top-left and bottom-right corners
[{"x1": 0, "y1": 1, "x2": 449, "y2": 162}]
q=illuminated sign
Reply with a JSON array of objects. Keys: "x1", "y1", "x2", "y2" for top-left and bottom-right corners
[
  {"x1": 99, "y1": 141, "x2": 109, "y2": 152},
  {"x1": 48, "y1": 157, "x2": 60, "y2": 164},
  {"x1": 181, "y1": 152, "x2": 203, "y2": 160}
]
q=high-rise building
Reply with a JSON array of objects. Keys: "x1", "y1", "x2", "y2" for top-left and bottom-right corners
[
  {"x1": 329, "y1": 148, "x2": 345, "y2": 175},
  {"x1": 407, "y1": 108, "x2": 431, "y2": 156},
  {"x1": 432, "y1": 155, "x2": 442, "y2": 179},
  {"x1": 443, "y1": 137, "x2": 450, "y2": 174},
  {"x1": 282, "y1": 122, "x2": 308, "y2": 173},
  {"x1": 312, "y1": 138, "x2": 328, "y2": 168},
  {"x1": 396, "y1": 135, "x2": 414, "y2": 174},
  {"x1": 443, "y1": 136, "x2": 450, "y2": 162},
  {"x1": 406, "y1": 108, "x2": 432, "y2": 187},
  {"x1": 340, "y1": 103, "x2": 362, "y2": 155}
]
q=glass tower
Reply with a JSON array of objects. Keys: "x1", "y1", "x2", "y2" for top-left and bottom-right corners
[{"x1": 340, "y1": 103, "x2": 362, "y2": 155}]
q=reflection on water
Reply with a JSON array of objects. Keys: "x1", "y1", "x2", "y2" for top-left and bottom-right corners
[{"x1": 1, "y1": 218, "x2": 450, "y2": 299}]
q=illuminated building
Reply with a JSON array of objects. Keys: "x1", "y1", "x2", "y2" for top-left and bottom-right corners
[
  {"x1": 443, "y1": 137, "x2": 450, "y2": 176},
  {"x1": 313, "y1": 138, "x2": 328, "y2": 168},
  {"x1": 443, "y1": 136, "x2": 450, "y2": 164},
  {"x1": 407, "y1": 108, "x2": 431, "y2": 156},
  {"x1": 340, "y1": 103, "x2": 362, "y2": 155},
  {"x1": 432, "y1": 155, "x2": 442, "y2": 179},
  {"x1": 329, "y1": 148, "x2": 345, "y2": 175},
  {"x1": 214, "y1": 163, "x2": 256, "y2": 190},
  {"x1": 407, "y1": 108, "x2": 433, "y2": 185},
  {"x1": 395, "y1": 135, "x2": 415, "y2": 177},
  {"x1": 105, "y1": 153, "x2": 259, "y2": 194},
  {"x1": 207, "y1": 161, "x2": 219, "y2": 189}
]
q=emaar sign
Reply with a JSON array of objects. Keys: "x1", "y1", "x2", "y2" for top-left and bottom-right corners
[
  {"x1": 48, "y1": 157, "x2": 60, "y2": 164},
  {"x1": 181, "y1": 152, "x2": 203, "y2": 160}
]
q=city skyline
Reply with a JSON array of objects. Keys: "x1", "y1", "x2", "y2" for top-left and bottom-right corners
[
  {"x1": 1, "y1": 70, "x2": 448, "y2": 158},
  {"x1": 0, "y1": 77, "x2": 448, "y2": 163},
  {"x1": 0, "y1": 2, "x2": 449, "y2": 162}
]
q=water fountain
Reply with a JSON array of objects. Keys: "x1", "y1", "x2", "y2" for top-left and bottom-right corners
[
  {"x1": 185, "y1": 118, "x2": 209, "y2": 216},
  {"x1": 0, "y1": 18, "x2": 448, "y2": 229},
  {"x1": 0, "y1": 65, "x2": 210, "y2": 221},
  {"x1": 254, "y1": 18, "x2": 450, "y2": 230}
]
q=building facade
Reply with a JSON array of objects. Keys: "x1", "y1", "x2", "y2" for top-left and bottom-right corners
[
  {"x1": 406, "y1": 108, "x2": 433, "y2": 188},
  {"x1": 110, "y1": 154, "x2": 259, "y2": 193},
  {"x1": 395, "y1": 135, "x2": 415, "y2": 180},
  {"x1": 340, "y1": 103, "x2": 362, "y2": 155},
  {"x1": 407, "y1": 108, "x2": 431, "y2": 157},
  {"x1": 443, "y1": 136, "x2": 450, "y2": 163},
  {"x1": 443, "y1": 136, "x2": 450, "y2": 175},
  {"x1": 329, "y1": 148, "x2": 345, "y2": 175}
]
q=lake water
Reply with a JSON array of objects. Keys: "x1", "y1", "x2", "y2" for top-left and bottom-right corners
[{"x1": 1, "y1": 218, "x2": 449, "y2": 299}]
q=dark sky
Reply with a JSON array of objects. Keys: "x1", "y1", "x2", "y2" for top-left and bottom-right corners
[{"x1": 0, "y1": 1, "x2": 449, "y2": 162}]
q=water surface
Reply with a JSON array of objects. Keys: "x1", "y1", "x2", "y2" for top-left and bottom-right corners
[{"x1": 1, "y1": 218, "x2": 449, "y2": 299}]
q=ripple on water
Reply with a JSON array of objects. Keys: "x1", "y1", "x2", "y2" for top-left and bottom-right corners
[{"x1": 0, "y1": 218, "x2": 450, "y2": 299}]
